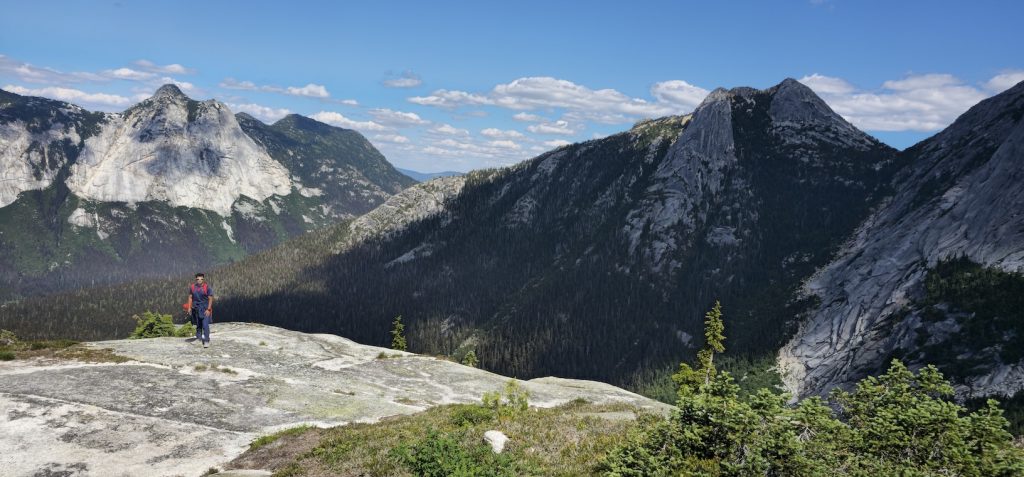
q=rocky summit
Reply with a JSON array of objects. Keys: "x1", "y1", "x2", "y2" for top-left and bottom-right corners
[
  {"x1": 0, "y1": 323, "x2": 667, "y2": 477},
  {"x1": 0, "y1": 85, "x2": 413, "y2": 298}
]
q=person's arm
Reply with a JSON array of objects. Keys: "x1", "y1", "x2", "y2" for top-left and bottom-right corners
[
  {"x1": 187, "y1": 291, "x2": 193, "y2": 312},
  {"x1": 205, "y1": 288, "x2": 214, "y2": 315}
]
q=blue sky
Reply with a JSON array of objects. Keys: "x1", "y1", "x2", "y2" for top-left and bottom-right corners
[{"x1": 2, "y1": 0, "x2": 1022, "y2": 172}]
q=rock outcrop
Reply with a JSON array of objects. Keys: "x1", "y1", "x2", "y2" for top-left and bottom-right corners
[
  {"x1": 0, "y1": 323, "x2": 668, "y2": 476},
  {"x1": 65, "y1": 85, "x2": 292, "y2": 216},
  {"x1": 780, "y1": 80, "x2": 1024, "y2": 398}
]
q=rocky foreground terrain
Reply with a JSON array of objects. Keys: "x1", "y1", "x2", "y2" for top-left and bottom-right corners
[{"x1": 0, "y1": 323, "x2": 668, "y2": 477}]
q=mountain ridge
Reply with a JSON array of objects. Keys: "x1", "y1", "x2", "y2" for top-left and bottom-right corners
[{"x1": 0, "y1": 85, "x2": 412, "y2": 297}]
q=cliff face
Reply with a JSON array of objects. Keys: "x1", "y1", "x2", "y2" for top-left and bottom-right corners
[
  {"x1": 65, "y1": 85, "x2": 292, "y2": 216},
  {"x1": 0, "y1": 323, "x2": 668, "y2": 476},
  {"x1": 780, "y1": 81, "x2": 1024, "y2": 398}
]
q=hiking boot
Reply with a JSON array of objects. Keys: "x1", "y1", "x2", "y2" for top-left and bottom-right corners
[{"x1": 203, "y1": 342, "x2": 209, "y2": 348}]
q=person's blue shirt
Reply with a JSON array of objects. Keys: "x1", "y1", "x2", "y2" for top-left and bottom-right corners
[{"x1": 191, "y1": 283, "x2": 214, "y2": 311}]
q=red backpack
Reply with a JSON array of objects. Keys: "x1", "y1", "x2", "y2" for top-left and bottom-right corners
[{"x1": 190, "y1": 282, "x2": 209, "y2": 296}]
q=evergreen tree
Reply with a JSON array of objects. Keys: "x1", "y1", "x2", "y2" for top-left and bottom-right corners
[
  {"x1": 462, "y1": 349, "x2": 478, "y2": 368},
  {"x1": 391, "y1": 315, "x2": 407, "y2": 351}
]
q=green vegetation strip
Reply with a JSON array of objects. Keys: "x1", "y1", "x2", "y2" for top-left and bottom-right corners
[{"x1": 231, "y1": 397, "x2": 641, "y2": 476}]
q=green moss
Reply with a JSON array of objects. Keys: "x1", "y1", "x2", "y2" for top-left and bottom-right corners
[{"x1": 249, "y1": 425, "x2": 315, "y2": 451}]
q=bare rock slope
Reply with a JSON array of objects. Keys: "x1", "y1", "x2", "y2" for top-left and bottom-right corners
[
  {"x1": 780, "y1": 80, "x2": 1024, "y2": 398},
  {"x1": 0, "y1": 323, "x2": 668, "y2": 477}
]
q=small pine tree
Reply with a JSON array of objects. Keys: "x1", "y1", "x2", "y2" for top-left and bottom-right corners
[
  {"x1": 672, "y1": 300, "x2": 725, "y2": 398},
  {"x1": 701, "y1": 300, "x2": 725, "y2": 384},
  {"x1": 390, "y1": 315, "x2": 407, "y2": 351},
  {"x1": 461, "y1": 349, "x2": 478, "y2": 367}
]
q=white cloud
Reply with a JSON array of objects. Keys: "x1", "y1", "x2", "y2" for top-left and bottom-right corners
[
  {"x1": 649, "y1": 80, "x2": 710, "y2": 110},
  {"x1": 226, "y1": 102, "x2": 292, "y2": 123},
  {"x1": 543, "y1": 139, "x2": 571, "y2": 148},
  {"x1": 220, "y1": 78, "x2": 262, "y2": 91},
  {"x1": 881, "y1": 73, "x2": 962, "y2": 91},
  {"x1": 797, "y1": 73, "x2": 857, "y2": 95},
  {"x1": 310, "y1": 111, "x2": 388, "y2": 131},
  {"x1": 480, "y1": 128, "x2": 525, "y2": 139},
  {"x1": 286, "y1": 83, "x2": 330, "y2": 98},
  {"x1": 409, "y1": 89, "x2": 493, "y2": 108},
  {"x1": 799, "y1": 73, "x2": 994, "y2": 131},
  {"x1": 104, "y1": 67, "x2": 155, "y2": 81},
  {"x1": 512, "y1": 112, "x2": 545, "y2": 122},
  {"x1": 432, "y1": 123, "x2": 469, "y2": 135},
  {"x1": 134, "y1": 60, "x2": 195, "y2": 75},
  {"x1": 409, "y1": 76, "x2": 703, "y2": 125},
  {"x1": 158, "y1": 77, "x2": 196, "y2": 93},
  {"x1": 336, "y1": 98, "x2": 360, "y2": 106},
  {"x1": 221, "y1": 78, "x2": 332, "y2": 99},
  {"x1": 3, "y1": 84, "x2": 132, "y2": 109},
  {"x1": 372, "y1": 134, "x2": 410, "y2": 144},
  {"x1": 0, "y1": 55, "x2": 104, "y2": 84},
  {"x1": 985, "y1": 70, "x2": 1024, "y2": 93},
  {"x1": 527, "y1": 119, "x2": 576, "y2": 135},
  {"x1": 488, "y1": 139, "x2": 521, "y2": 150},
  {"x1": 383, "y1": 71, "x2": 423, "y2": 88},
  {"x1": 369, "y1": 108, "x2": 430, "y2": 126}
]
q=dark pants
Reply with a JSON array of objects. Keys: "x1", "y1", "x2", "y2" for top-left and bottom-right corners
[{"x1": 195, "y1": 309, "x2": 211, "y2": 343}]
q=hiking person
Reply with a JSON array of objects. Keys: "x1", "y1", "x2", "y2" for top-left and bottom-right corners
[{"x1": 186, "y1": 273, "x2": 214, "y2": 348}]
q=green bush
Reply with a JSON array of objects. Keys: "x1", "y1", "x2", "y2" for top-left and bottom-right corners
[
  {"x1": 176, "y1": 321, "x2": 196, "y2": 338},
  {"x1": 0, "y1": 350, "x2": 14, "y2": 361},
  {"x1": 0, "y1": 329, "x2": 17, "y2": 346},
  {"x1": 449, "y1": 404, "x2": 495, "y2": 427},
  {"x1": 602, "y1": 301, "x2": 1024, "y2": 476},
  {"x1": 482, "y1": 380, "x2": 530, "y2": 422},
  {"x1": 129, "y1": 311, "x2": 187, "y2": 339},
  {"x1": 461, "y1": 349, "x2": 479, "y2": 367},
  {"x1": 390, "y1": 428, "x2": 518, "y2": 477}
]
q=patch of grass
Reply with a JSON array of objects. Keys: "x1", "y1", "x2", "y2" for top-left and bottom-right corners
[
  {"x1": 54, "y1": 345, "x2": 130, "y2": 364},
  {"x1": 230, "y1": 400, "x2": 645, "y2": 476},
  {"x1": 376, "y1": 351, "x2": 403, "y2": 359},
  {"x1": 194, "y1": 364, "x2": 208, "y2": 372},
  {"x1": 250, "y1": 425, "x2": 315, "y2": 451},
  {"x1": 0, "y1": 336, "x2": 127, "y2": 363}
]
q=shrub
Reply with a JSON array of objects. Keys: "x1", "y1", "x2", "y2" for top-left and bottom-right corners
[
  {"x1": 175, "y1": 322, "x2": 196, "y2": 338},
  {"x1": 391, "y1": 428, "x2": 518, "y2": 477},
  {"x1": 461, "y1": 349, "x2": 479, "y2": 367},
  {"x1": 0, "y1": 329, "x2": 17, "y2": 346},
  {"x1": 0, "y1": 350, "x2": 14, "y2": 361},
  {"x1": 482, "y1": 380, "x2": 530, "y2": 422},
  {"x1": 601, "y1": 301, "x2": 1024, "y2": 476},
  {"x1": 449, "y1": 404, "x2": 495, "y2": 427},
  {"x1": 129, "y1": 311, "x2": 178, "y2": 339}
]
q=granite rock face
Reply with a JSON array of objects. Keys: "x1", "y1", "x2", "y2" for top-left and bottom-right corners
[
  {"x1": 66, "y1": 85, "x2": 292, "y2": 216},
  {"x1": 345, "y1": 175, "x2": 467, "y2": 249},
  {"x1": 0, "y1": 323, "x2": 669, "y2": 476},
  {"x1": 780, "y1": 81, "x2": 1024, "y2": 398},
  {"x1": 0, "y1": 90, "x2": 104, "y2": 207}
]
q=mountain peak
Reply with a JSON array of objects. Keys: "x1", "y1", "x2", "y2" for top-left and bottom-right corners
[
  {"x1": 767, "y1": 78, "x2": 859, "y2": 131},
  {"x1": 151, "y1": 84, "x2": 188, "y2": 101}
]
